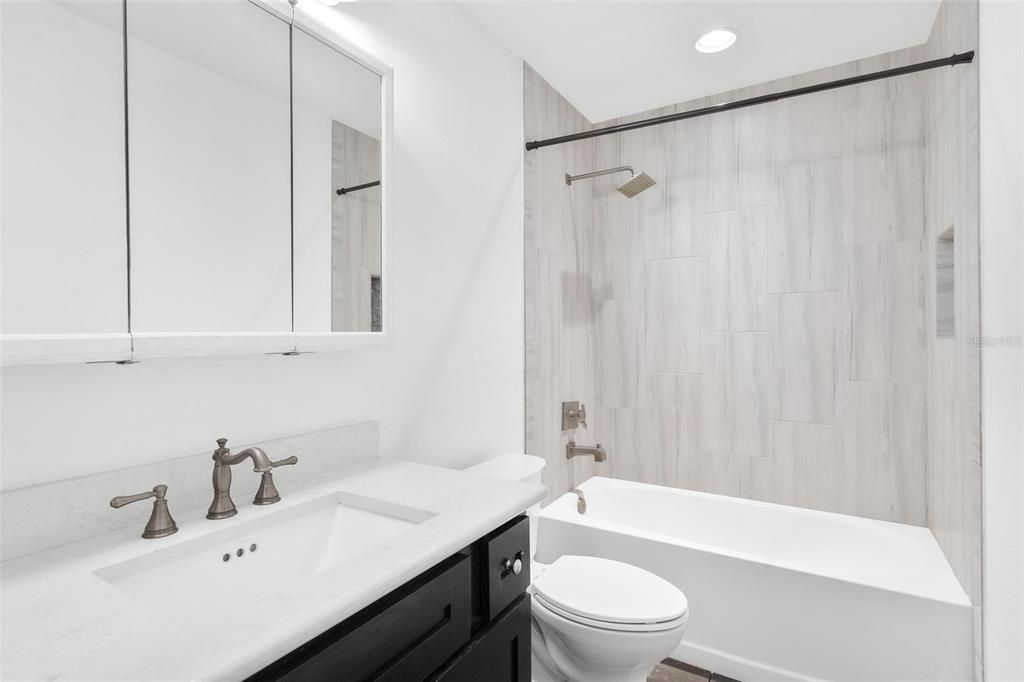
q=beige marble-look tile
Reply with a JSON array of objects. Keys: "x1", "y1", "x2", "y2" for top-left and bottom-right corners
[
  {"x1": 768, "y1": 159, "x2": 843, "y2": 293},
  {"x1": 701, "y1": 332, "x2": 770, "y2": 457},
  {"x1": 846, "y1": 240, "x2": 927, "y2": 382},
  {"x1": 842, "y1": 76, "x2": 926, "y2": 154},
  {"x1": 591, "y1": 406, "x2": 653, "y2": 484},
  {"x1": 770, "y1": 292, "x2": 842, "y2": 424},
  {"x1": 680, "y1": 449, "x2": 770, "y2": 501},
  {"x1": 842, "y1": 145, "x2": 926, "y2": 244},
  {"x1": 695, "y1": 114, "x2": 736, "y2": 215},
  {"x1": 643, "y1": 373, "x2": 701, "y2": 488},
  {"x1": 735, "y1": 105, "x2": 773, "y2": 208},
  {"x1": 525, "y1": 249, "x2": 562, "y2": 380},
  {"x1": 532, "y1": 375, "x2": 599, "y2": 504},
  {"x1": 767, "y1": 88, "x2": 845, "y2": 166},
  {"x1": 561, "y1": 291, "x2": 596, "y2": 408},
  {"x1": 695, "y1": 108, "x2": 772, "y2": 214},
  {"x1": 591, "y1": 136, "x2": 645, "y2": 300},
  {"x1": 843, "y1": 381, "x2": 927, "y2": 524},
  {"x1": 769, "y1": 420, "x2": 844, "y2": 513},
  {"x1": 595, "y1": 299, "x2": 643, "y2": 408},
  {"x1": 701, "y1": 208, "x2": 768, "y2": 332},
  {"x1": 650, "y1": 130, "x2": 703, "y2": 260},
  {"x1": 644, "y1": 258, "x2": 701, "y2": 373}
]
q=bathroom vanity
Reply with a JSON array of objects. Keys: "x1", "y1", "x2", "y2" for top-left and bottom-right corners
[
  {"x1": 0, "y1": 454, "x2": 545, "y2": 681},
  {"x1": 250, "y1": 515, "x2": 531, "y2": 681}
]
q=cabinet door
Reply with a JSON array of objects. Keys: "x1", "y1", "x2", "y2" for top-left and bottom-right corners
[
  {"x1": 249, "y1": 553, "x2": 471, "y2": 682},
  {"x1": 1, "y1": 0, "x2": 130, "y2": 364},
  {"x1": 126, "y1": 0, "x2": 293, "y2": 354},
  {"x1": 432, "y1": 595, "x2": 531, "y2": 682}
]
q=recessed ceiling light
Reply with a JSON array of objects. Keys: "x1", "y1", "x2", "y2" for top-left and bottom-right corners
[{"x1": 695, "y1": 28, "x2": 738, "y2": 54}]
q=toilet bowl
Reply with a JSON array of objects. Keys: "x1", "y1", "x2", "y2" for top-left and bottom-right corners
[
  {"x1": 530, "y1": 555, "x2": 688, "y2": 682},
  {"x1": 463, "y1": 456, "x2": 689, "y2": 682}
]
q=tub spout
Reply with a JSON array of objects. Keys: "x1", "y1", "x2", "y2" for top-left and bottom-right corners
[
  {"x1": 571, "y1": 488, "x2": 587, "y2": 514},
  {"x1": 567, "y1": 440, "x2": 607, "y2": 462}
]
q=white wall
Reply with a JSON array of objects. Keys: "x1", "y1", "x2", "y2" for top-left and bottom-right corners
[
  {"x1": 0, "y1": 3, "x2": 525, "y2": 490},
  {"x1": 980, "y1": 1, "x2": 1024, "y2": 678}
]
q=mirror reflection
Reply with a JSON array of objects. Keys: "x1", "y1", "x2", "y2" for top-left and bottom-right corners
[
  {"x1": 126, "y1": 0, "x2": 292, "y2": 333},
  {"x1": 292, "y1": 28, "x2": 383, "y2": 333}
]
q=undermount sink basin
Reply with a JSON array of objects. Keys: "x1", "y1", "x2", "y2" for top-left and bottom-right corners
[{"x1": 94, "y1": 492, "x2": 434, "y2": 620}]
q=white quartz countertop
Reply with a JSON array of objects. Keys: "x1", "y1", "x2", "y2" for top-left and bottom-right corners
[{"x1": 0, "y1": 460, "x2": 546, "y2": 681}]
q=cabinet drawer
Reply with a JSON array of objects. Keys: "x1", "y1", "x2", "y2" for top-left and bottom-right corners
[
  {"x1": 480, "y1": 515, "x2": 530, "y2": 622},
  {"x1": 251, "y1": 553, "x2": 471, "y2": 682},
  {"x1": 431, "y1": 595, "x2": 531, "y2": 682}
]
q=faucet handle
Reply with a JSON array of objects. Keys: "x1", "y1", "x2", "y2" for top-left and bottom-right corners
[
  {"x1": 578, "y1": 403, "x2": 588, "y2": 429},
  {"x1": 110, "y1": 484, "x2": 167, "y2": 508},
  {"x1": 253, "y1": 455, "x2": 298, "y2": 506},
  {"x1": 110, "y1": 484, "x2": 178, "y2": 539}
]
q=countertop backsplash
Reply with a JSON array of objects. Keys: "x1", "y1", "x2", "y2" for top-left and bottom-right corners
[{"x1": 0, "y1": 421, "x2": 379, "y2": 561}]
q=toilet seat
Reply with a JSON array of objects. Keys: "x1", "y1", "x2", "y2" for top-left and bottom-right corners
[{"x1": 532, "y1": 555, "x2": 689, "y2": 633}]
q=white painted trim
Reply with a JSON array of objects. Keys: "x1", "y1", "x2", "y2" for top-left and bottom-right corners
[
  {"x1": 0, "y1": 334, "x2": 132, "y2": 365},
  {"x1": 289, "y1": 8, "x2": 393, "y2": 77},
  {"x1": 294, "y1": 331, "x2": 393, "y2": 353},
  {"x1": 129, "y1": 332, "x2": 295, "y2": 359},
  {"x1": 980, "y1": 1, "x2": 1024, "y2": 679}
]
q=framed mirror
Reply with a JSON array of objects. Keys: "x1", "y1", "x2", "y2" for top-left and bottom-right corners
[{"x1": 291, "y1": 16, "x2": 390, "y2": 347}]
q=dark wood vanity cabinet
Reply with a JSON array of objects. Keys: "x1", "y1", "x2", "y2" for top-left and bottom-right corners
[{"x1": 248, "y1": 515, "x2": 531, "y2": 682}]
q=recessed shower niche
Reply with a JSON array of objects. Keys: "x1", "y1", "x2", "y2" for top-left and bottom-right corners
[{"x1": 937, "y1": 228, "x2": 955, "y2": 339}]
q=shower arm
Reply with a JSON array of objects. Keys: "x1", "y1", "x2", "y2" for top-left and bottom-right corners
[{"x1": 565, "y1": 166, "x2": 635, "y2": 186}]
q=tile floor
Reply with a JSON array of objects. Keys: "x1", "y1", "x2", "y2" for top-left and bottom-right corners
[{"x1": 649, "y1": 659, "x2": 742, "y2": 682}]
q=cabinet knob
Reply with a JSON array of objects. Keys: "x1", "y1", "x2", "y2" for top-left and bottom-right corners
[{"x1": 502, "y1": 553, "x2": 524, "y2": 576}]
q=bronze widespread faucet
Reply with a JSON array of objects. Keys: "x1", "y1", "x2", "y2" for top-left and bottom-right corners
[{"x1": 206, "y1": 438, "x2": 298, "y2": 520}]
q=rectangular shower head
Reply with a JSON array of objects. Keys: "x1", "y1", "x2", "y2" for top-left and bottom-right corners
[{"x1": 617, "y1": 171, "x2": 656, "y2": 198}]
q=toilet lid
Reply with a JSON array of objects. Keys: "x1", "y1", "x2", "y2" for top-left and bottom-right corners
[{"x1": 532, "y1": 555, "x2": 688, "y2": 628}]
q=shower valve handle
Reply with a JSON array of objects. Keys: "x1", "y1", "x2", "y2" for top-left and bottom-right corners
[{"x1": 577, "y1": 403, "x2": 587, "y2": 429}]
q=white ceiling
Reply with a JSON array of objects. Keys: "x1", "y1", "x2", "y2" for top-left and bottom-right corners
[{"x1": 462, "y1": 1, "x2": 942, "y2": 122}]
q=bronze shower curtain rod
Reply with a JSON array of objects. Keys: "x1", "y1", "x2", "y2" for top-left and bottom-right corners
[
  {"x1": 336, "y1": 180, "x2": 381, "y2": 196},
  {"x1": 525, "y1": 51, "x2": 975, "y2": 151}
]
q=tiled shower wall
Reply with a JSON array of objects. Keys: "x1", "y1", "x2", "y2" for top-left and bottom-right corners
[{"x1": 524, "y1": 0, "x2": 979, "y2": 609}]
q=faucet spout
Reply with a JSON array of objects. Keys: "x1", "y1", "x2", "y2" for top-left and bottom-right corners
[
  {"x1": 206, "y1": 438, "x2": 298, "y2": 520},
  {"x1": 219, "y1": 446, "x2": 274, "y2": 472},
  {"x1": 566, "y1": 440, "x2": 607, "y2": 462}
]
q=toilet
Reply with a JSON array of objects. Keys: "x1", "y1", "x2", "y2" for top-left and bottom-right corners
[{"x1": 464, "y1": 455, "x2": 689, "y2": 682}]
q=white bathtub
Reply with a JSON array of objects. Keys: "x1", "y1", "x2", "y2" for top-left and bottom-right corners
[{"x1": 535, "y1": 477, "x2": 973, "y2": 682}]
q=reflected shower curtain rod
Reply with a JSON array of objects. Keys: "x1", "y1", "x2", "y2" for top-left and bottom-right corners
[
  {"x1": 525, "y1": 51, "x2": 975, "y2": 151},
  {"x1": 336, "y1": 180, "x2": 381, "y2": 196}
]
